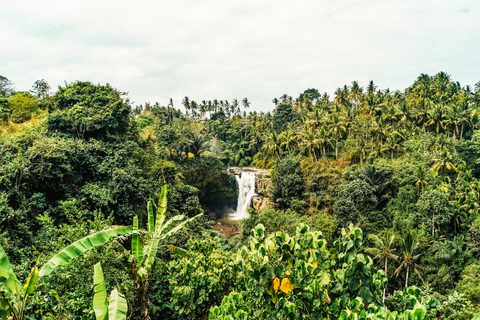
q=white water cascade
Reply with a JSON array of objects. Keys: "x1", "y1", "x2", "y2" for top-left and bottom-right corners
[{"x1": 230, "y1": 170, "x2": 256, "y2": 220}]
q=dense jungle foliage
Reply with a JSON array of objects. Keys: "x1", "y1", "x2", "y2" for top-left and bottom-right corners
[{"x1": 1, "y1": 73, "x2": 480, "y2": 319}]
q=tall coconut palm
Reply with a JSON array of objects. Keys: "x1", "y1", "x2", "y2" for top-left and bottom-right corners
[
  {"x1": 316, "y1": 126, "x2": 333, "y2": 159},
  {"x1": 381, "y1": 135, "x2": 404, "y2": 161},
  {"x1": 394, "y1": 231, "x2": 423, "y2": 288},
  {"x1": 414, "y1": 164, "x2": 429, "y2": 193},
  {"x1": 262, "y1": 131, "x2": 282, "y2": 160},
  {"x1": 334, "y1": 85, "x2": 349, "y2": 107},
  {"x1": 350, "y1": 80, "x2": 363, "y2": 108},
  {"x1": 329, "y1": 113, "x2": 346, "y2": 159},
  {"x1": 431, "y1": 148, "x2": 456, "y2": 177},
  {"x1": 182, "y1": 96, "x2": 191, "y2": 116},
  {"x1": 279, "y1": 129, "x2": 297, "y2": 156},
  {"x1": 365, "y1": 229, "x2": 399, "y2": 303},
  {"x1": 299, "y1": 129, "x2": 319, "y2": 162}
]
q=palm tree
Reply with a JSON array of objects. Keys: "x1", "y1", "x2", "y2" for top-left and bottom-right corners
[
  {"x1": 279, "y1": 129, "x2": 297, "y2": 156},
  {"x1": 367, "y1": 80, "x2": 377, "y2": 96},
  {"x1": 350, "y1": 138, "x2": 369, "y2": 165},
  {"x1": 182, "y1": 96, "x2": 191, "y2": 116},
  {"x1": 431, "y1": 148, "x2": 456, "y2": 177},
  {"x1": 365, "y1": 229, "x2": 399, "y2": 303},
  {"x1": 299, "y1": 129, "x2": 319, "y2": 162},
  {"x1": 262, "y1": 131, "x2": 282, "y2": 160},
  {"x1": 334, "y1": 85, "x2": 349, "y2": 107},
  {"x1": 381, "y1": 135, "x2": 404, "y2": 161},
  {"x1": 350, "y1": 80, "x2": 363, "y2": 108},
  {"x1": 445, "y1": 102, "x2": 462, "y2": 141},
  {"x1": 249, "y1": 131, "x2": 263, "y2": 153},
  {"x1": 280, "y1": 94, "x2": 290, "y2": 103},
  {"x1": 329, "y1": 113, "x2": 346, "y2": 159},
  {"x1": 394, "y1": 231, "x2": 423, "y2": 288},
  {"x1": 414, "y1": 164, "x2": 429, "y2": 193},
  {"x1": 427, "y1": 104, "x2": 447, "y2": 133},
  {"x1": 316, "y1": 127, "x2": 333, "y2": 159}
]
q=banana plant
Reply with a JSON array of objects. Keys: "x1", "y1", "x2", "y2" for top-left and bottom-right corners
[
  {"x1": 93, "y1": 262, "x2": 127, "y2": 320},
  {"x1": 39, "y1": 225, "x2": 133, "y2": 277},
  {"x1": 132, "y1": 185, "x2": 201, "y2": 281},
  {"x1": 0, "y1": 244, "x2": 39, "y2": 320},
  {"x1": 0, "y1": 226, "x2": 132, "y2": 319},
  {"x1": 130, "y1": 185, "x2": 202, "y2": 319}
]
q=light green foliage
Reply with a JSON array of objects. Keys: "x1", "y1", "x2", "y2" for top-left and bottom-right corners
[
  {"x1": 93, "y1": 263, "x2": 128, "y2": 320},
  {"x1": 153, "y1": 238, "x2": 235, "y2": 318},
  {"x1": 0, "y1": 243, "x2": 39, "y2": 320},
  {"x1": 211, "y1": 224, "x2": 388, "y2": 319},
  {"x1": 437, "y1": 291, "x2": 475, "y2": 320},
  {"x1": 416, "y1": 190, "x2": 450, "y2": 236},
  {"x1": 241, "y1": 208, "x2": 336, "y2": 243},
  {"x1": 7, "y1": 91, "x2": 39, "y2": 123},
  {"x1": 455, "y1": 263, "x2": 480, "y2": 305}
]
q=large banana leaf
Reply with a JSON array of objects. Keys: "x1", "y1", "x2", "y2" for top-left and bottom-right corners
[
  {"x1": 0, "y1": 265, "x2": 21, "y2": 295},
  {"x1": 0, "y1": 244, "x2": 15, "y2": 275},
  {"x1": 141, "y1": 214, "x2": 202, "y2": 275},
  {"x1": 131, "y1": 216, "x2": 143, "y2": 266},
  {"x1": 147, "y1": 201, "x2": 154, "y2": 235},
  {"x1": 160, "y1": 214, "x2": 202, "y2": 240},
  {"x1": 0, "y1": 244, "x2": 21, "y2": 294},
  {"x1": 22, "y1": 266, "x2": 39, "y2": 298},
  {"x1": 108, "y1": 288, "x2": 128, "y2": 320},
  {"x1": 93, "y1": 263, "x2": 108, "y2": 320},
  {"x1": 155, "y1": 185, "x2": 167, "y2": 229},
  {"x1": 39, "y1": 226, "x2": 132, "y2": 277}
]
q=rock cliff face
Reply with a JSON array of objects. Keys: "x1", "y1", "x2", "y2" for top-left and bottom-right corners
[{"x1": 227, "y1": 167, "x2": 271, "y2": 211}]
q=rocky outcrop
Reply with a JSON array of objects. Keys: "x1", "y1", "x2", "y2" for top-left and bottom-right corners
[
  {"x1": 252, "y1": 196, "x2": 269, "y2": 211},
  {"x1": 254, "y1": 171, "x2": 271, "y2": 197}
]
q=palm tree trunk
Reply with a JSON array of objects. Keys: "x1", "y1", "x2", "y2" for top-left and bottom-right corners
[
  {"x1": 335, "y1": 140, "x2": 338, "y2": 160},
  {"x1": 405, "y1": 265, "x2": 409, "y2": 288},
  {"x1": 383, "y1": 257, "x2": 388, "y2": 303}
]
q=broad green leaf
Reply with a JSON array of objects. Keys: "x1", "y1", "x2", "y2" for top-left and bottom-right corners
[
  {"x1": 147, "y1": 201, "x2": 154, "y2": 235},
  {"x1": 156, "y1": 185, "x2": 168, "y2": 229},
  {"x1": 472, "y1": 311, "x2": 480, "y2": 320},
  {"x1": 133, "y1": 216, "x2": 139, "y2": 231},
  {"x1": 0, "y1": 244, "x2": 21, "y2": 294},
  {"x1": 0, "y1": 244, "x2": 15, "y2": 276},
  {"x1": 93, "y1": 263, "x2": 108, "y2": 320},
  {"x1": 132, "y1": 217, "x2": 144, "y2": 266},
  {"x1": 142, "y1": 237, "x2": 161, "y2": 273},
  {"x1": 22, "y1": 266, "x2": 39, "y2": 298},
  {"x1": 108, "y1": 288, "x2": 128, "y2": 320},
  {"x1": 0, "y1": 265, "x2": 21, "y2": 295},
  {"x1": 160, "y1": 214, "x2": 203, "y2": 239},
  {"x1": 39, "y1": 226, "x2": 133, "y2": 277}
]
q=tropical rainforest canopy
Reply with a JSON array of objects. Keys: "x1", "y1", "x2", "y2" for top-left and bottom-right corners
[{"x1": 1, "y1": 73, "x2": 480, "y2": 319}]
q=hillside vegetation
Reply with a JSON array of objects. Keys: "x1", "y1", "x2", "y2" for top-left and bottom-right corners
[{"x1": 1, "y1": 73, "x2": 480, "y2": 319}]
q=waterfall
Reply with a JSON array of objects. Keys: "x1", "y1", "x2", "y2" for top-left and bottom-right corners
[{"x1": 230, "y1": 171, "x2": 256, "y2": 220}]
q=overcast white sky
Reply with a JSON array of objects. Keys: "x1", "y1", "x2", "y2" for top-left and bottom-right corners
[{"x1": 1, "y1": 0, "x2": 479, "y2": 112}]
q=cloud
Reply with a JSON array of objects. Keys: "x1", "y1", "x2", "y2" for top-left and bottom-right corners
[{"x1": 1, "y1": 0, "x2": 479, "y2": 111}]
